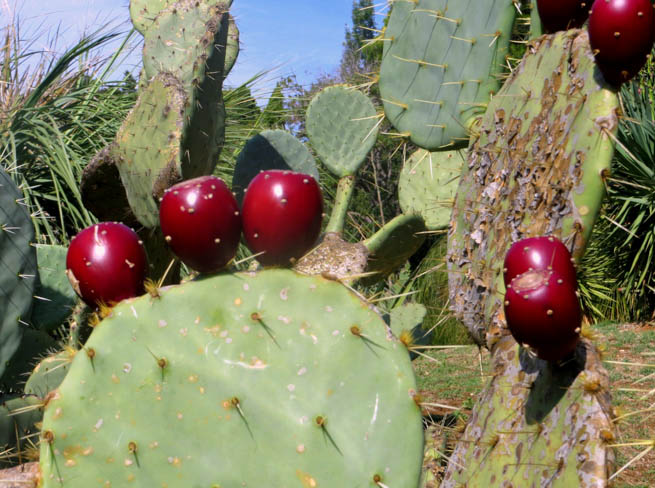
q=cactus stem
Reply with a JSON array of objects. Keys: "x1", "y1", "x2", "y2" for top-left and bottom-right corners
[{"x1": 325, "y1": 175, "x2": 356, "y2": 235}]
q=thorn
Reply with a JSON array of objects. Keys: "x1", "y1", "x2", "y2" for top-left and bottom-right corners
[{"x1": 128, "y1": 441, "x2": 140, "y2": 467}]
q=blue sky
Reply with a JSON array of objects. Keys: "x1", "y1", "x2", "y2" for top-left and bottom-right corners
[{"x1": 0, "y1": 0, "x2": 384, "y2": 99}]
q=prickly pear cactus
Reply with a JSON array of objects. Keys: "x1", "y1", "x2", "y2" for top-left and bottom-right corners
[
  {"x1": 363, "y1": 214, "x2": 426, "y2": 279},
  {"x1": 111, "y1": 73, "x2": 186, "y2": 227},
  {"x1": 84, "y1": 0, "x2": 233, "y2": 233},
  {"x1": 0, "y1": 395, "x2": 44, "y2": 466},
  {"x1": 39, "y1": 270, "x2": 424, "y2": 487},
  {"x1": 306, "y1": 85, "x2": 380, "y2": 177},
  {"x1": 448, "y1": 29, "x2": 617, "y2": 344},
  {"x1": 0, "y1": 167, "x2": 37, "y2": 379},
  {"x1": 442, "y1": 30, "x2": 619, "y2": 487},
  {"x1": 31, "y1": 244, "x2": 77, "y2": 332},
  {"x1": 24, "y1": 349, "x2": 74, "y2": 398},
  {"x1": 379, "y1": 0, "x2": 517, "y2": 150},
  {"x1": 398, "y1": 149, "x2": 465, "y2": 230}
]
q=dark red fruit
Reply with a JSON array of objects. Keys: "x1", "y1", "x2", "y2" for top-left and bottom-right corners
[
  {"x1": 503, "y1": 236, "x2": 576, "y2": 286},
  {"x1": 159, "y1": 175, "x2": 241, "y2": 273},
  {"x1": 66, "y1": 222, "x2": 148, "y2": 308},
  {"x1": 504, "y1": 269, "x2": 582, "y2": 361},
  {"x1": 595, "y1": 55, "x2": 650, "y2": 87},
  {"x1": 536, "y1": 0, "x2": 591, "y2": 33},
  {"x1": 588, "y1": 0, "x2": 654, "y2": 66},
  {"x1": 241, "y1": 170, "x2": 323, "y2": 266}
]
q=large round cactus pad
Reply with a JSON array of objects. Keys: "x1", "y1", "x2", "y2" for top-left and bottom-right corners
[
  {"x1": 447, "y1": 30, "x2": 618, "y2": 344},
  {"x1": 39, "y1": 269, "x2": 424, "y2": 487}
]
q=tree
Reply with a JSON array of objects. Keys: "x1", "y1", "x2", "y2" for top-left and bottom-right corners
[{"x1": 340, "y1": 0, "x2": 383, "y2": 81}]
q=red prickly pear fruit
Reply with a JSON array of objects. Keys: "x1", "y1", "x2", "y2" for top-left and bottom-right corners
[
  {"x1": 536, "y1": 0, "x2": 591, "y2": 33},
  {"x1": 241, "y1": 170, "x2": 323, "y2": 267},
  {"x1": 595, "y1": 55, "x2": 650, "y2": 87},
  {"x1": 504, "y1": 269, "x2": 582, "y2": 361},
  {"x1": 588, "y1": 0, "x2": 654, "y2": 70},
  {"x1": 159, "y1": 175, "x2": 241, "y2": 273},
  {"x1": 66, "y1": 222, "x2": 148, "y2": 308},
  {"x1": 503, "y1": 236, "x2": 576, "y2": 286}
]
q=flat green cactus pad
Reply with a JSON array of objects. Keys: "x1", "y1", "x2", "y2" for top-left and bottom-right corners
[
  {"x1": 142, "y1": 0, "x2": 229, "y2": 179},
  {"x1": 130, "y1": 0, "x2": 233, "y2": 36},
  {"x1": 363, "y1": 214, "x2": 427, "y2": 280},
  {"x1": 112, "y1": 73, "x2": 186, "y2": 228},
  {"x1": 224, "y1": 14, "x2": 239, "y2": 78},
  {"x1": 233, "y1": 129, "x2": 319, "y2": 202},
  {"x1": 39, "y1": 269, "x2": 424, "y2": 487},
  {"x1": 306, "y1": 85, "x2": 379, "y2": 177},
  {"x1": 31, "y1": 245, "x2": 77, "y2": 332},
  {"x1": 379, "y1": 0, "x2": 517, "y2": 150},
  {"x1": 0, "y1": 395, "x2": 44, "y2": 466},
  {"x1": 129, "y1": 0, "x2": 172, "y2": 35},
  {"x1": 24, "y1": 349, "x2": 74, "y2": 398},
  {"x1": 398, "y1": 149, "x2": 465, "y2": 230},
  {"x1": 447, "y1": 30, "x2": 618, "y2": 343},
  {"x1": 0, "y1": 167, "x2": 37, "y2": 380}
]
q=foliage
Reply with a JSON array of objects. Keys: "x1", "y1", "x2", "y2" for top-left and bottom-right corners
[
  {"x1": 598, "y1": 79, "x2": 655, "y2": 321},
  {"x1": 0, "y1": 21, "x2": 139, "y2": 245}
]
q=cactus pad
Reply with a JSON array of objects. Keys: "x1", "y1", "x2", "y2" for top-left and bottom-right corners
[
  {"x1": 363, "y1": 214, "x2": 427, "y2": 279},
  {"x1": 31, "y1": 245, "x2": 77, "y2": 332},
  {"x1": 398, "y1": 149, "x2": 465, "y2": 230},
  {"x1": 442, "y1": 338, "x2": 614, "y2": 486},
  {"x1": 130, "y1": 0, "x2": 233, "y2": 36},
  {"x1": 129, "y1": 0, "x2": 172, "y2": 35},
  {"x1": 224, "y1": 14, "x2": 239, "y2": 78},
  {"x1": 0, "y1": 395, "x2": 44, "y2": 466},
  {"x1": 39, "y1": 269, "x2": 424, "y2": 487},
  {"x1": 112, "y1": 73, "x2": 186, "y2": 227},
  {"x1": 233, "y1": 130, "x2": 319, "y2": 202},
  {"x1": 24, "y1": 350, "x2": 74, "y2": 398},
  {"x1": 0, "y1": 167, "x2": 37, "y2": 379},
  {"x1": 306, "y1": 85, "x2": 379, "y2": 177},
  {"x1": 442, "y1": 30, "x2": 618, "y2": 487},
  {"x1": 379, "y1": 0, "x2": 517, "y2": 150},
  {"x1": 447, "y1": 30, "x2": 618, "y2": 344},
  {"x1": 142, "y1": 0, "x2": 229, "y2": 179}
]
